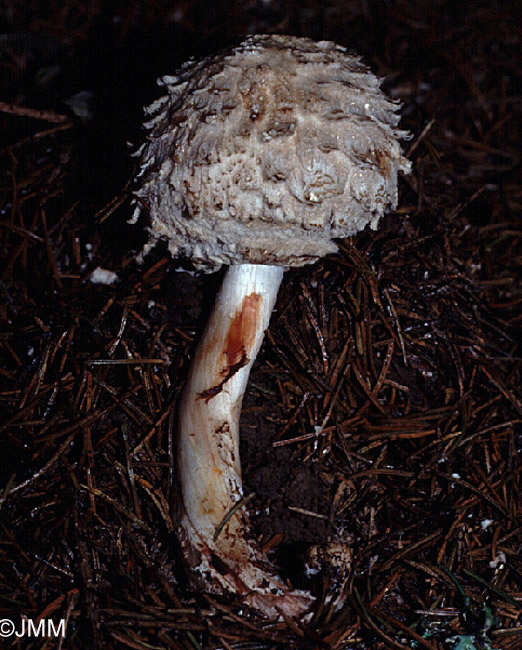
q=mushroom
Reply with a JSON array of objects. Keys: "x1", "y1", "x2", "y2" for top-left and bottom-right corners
[{"x1": 132, "y1": 34, "x2": 411, "y2": 619}]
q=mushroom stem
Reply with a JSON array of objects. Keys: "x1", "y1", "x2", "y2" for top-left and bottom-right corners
[{"x1": 177, "y1": 263, "x2": 313, "y2": 618}]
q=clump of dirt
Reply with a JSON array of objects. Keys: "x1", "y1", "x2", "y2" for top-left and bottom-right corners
[{"x1": 241, "y1": 386, "x2": 334, "y2": 544}]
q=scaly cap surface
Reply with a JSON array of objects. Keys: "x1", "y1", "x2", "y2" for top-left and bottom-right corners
[{"x1": 133, "y1": 34, "x2": 411, "y2": 271}]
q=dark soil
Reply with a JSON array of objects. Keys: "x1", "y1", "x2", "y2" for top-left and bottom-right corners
[{"x1": 241, "y1": 379, "x2": 334, "y2": 543}]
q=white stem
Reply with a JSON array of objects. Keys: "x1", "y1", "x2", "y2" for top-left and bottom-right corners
[{"x1": 177, "y1": 264, "x2": 313, "y2": 618}]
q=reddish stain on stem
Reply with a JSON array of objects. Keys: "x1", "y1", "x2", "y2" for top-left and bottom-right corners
[
  {"x1": 225, "y1": 292, "x2": 262, "y2": 366},
  {"x1": 197, "y1": 292, "x2": 263, "y2": 402}
]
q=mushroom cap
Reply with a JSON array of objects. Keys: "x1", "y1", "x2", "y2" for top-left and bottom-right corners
[{"x1": 133, "y1": 34, "x2": 411, "y2": 271}]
